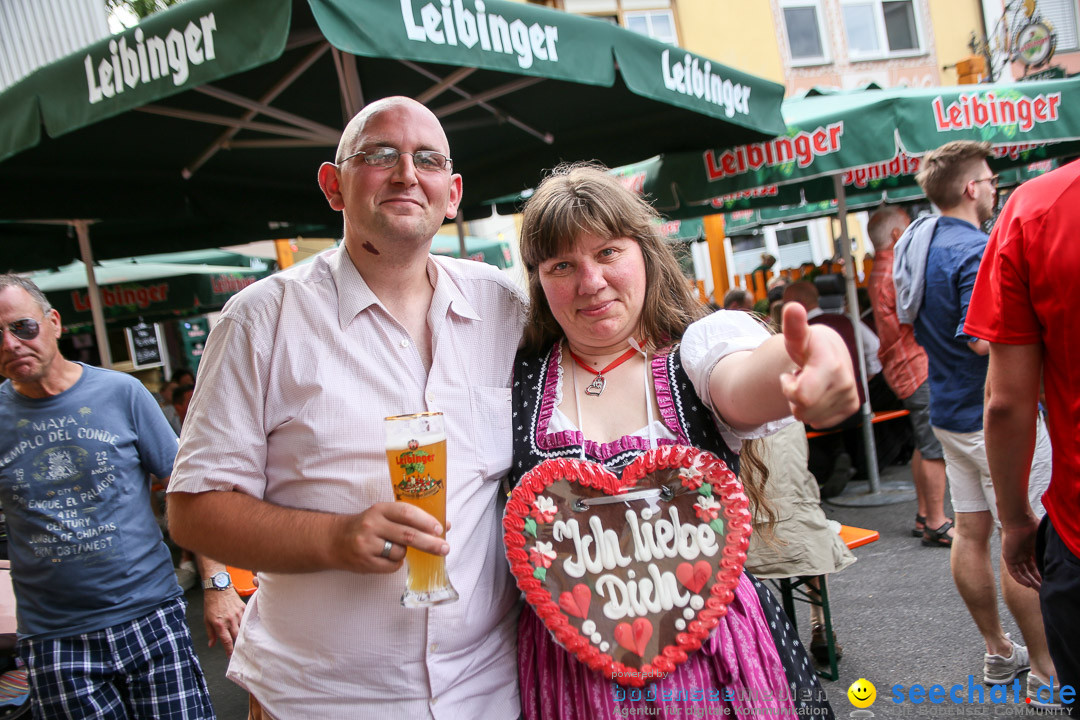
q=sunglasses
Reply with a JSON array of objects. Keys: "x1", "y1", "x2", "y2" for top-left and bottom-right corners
[{"x1": 2, "y1": 318, "x2": 41, "y2": 342}]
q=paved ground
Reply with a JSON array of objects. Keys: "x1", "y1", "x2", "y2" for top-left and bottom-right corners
[{"x1": 185, "y1": 463, "x2": 1067, "y2": 719}]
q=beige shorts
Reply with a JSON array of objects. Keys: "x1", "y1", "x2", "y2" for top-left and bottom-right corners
[{"x1": 931, "y1": 414, "x2": 1051, "y2": 524}]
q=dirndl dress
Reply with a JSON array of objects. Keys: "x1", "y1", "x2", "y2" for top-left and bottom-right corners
[{"x1": 508, "y1": 341, "x2": 835, "y2": 720}]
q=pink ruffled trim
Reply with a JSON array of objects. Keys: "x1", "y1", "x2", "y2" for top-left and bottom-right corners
[
  {"x1": 519, "y1": 573, "x2": 799, "y2": 720},
  {"x1": 535, "y1": 344, "x2": 680, "y2": 460},
  {"x1": 651, "y1": 346, "x2": 690, "y2": 445}
]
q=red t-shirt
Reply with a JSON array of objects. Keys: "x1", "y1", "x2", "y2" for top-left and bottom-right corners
[{"x1": 965, "y1": 158, "x2": 1080, "y2": 559}]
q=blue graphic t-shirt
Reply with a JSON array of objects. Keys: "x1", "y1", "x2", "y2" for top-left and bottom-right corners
[
  {"x1": 0, "y1": 364, "x2": 181, "y2": 638},
  {"x1": 912, "y1": 216, "x2": 990, "y2": 433}
]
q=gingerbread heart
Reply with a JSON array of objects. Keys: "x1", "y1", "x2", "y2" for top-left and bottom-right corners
[{"x1": 503, "y1": 445, "x2": 751, "y2": 687}]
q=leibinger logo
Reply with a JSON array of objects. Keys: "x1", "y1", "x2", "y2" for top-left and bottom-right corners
[
  {"x1": 702, "y1": 122, "x2": 845, "y2": 182},
  {"x1": 932, "y1": 92, "x2": 1062, "y2": 133},
  {"x1": 842, "y1": 151, "x2": 921, "y2": 190},
  {"x1": 661, "y1": 50, "x2": 752, "y2": 119},
  {"x1": 84, "y1": 13, "x2": 218, "y2": 103},
  {"x1": 704, "y1": 185, "x2": 781, "y2": 210},
  {"x1": 401, "y1": 0, "x2": 560, "y2": 70}
]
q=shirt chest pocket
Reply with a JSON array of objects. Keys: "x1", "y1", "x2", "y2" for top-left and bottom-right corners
[{"x1": 465, "y1": 386, "x2": 513, "y2": 481}]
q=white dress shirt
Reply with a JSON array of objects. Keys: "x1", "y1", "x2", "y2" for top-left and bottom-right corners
[{"x1": 169, "y1": 247, "x2": 527, "y2": 720}]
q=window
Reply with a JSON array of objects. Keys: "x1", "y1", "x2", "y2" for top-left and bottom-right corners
[
  {"x1": 1038, "y1": 0, "x2": 1079, "y2": 52},
  {"x1": 563, "y1": 1, "x2": 679, "y2": 44},
  {"x1": 841, "y1": 0, "x2": 922, "y2": 59},
  {"x1": 780, "y1": 1, "x2": 830, "y2": 65},
  {"x1": 775, "y1": 225, "x2": 815, "y2": 268},
  {"x1": 624, "y1": 10, "x2": 677, "y2": 43},
  {"x1": 730, "y1": 233, "x2": 768, "y2": 276}
]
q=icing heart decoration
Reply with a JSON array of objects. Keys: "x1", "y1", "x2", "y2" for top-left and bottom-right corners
[{"x1": 503, "y1": 445, "x2": 751, "y2": 687}]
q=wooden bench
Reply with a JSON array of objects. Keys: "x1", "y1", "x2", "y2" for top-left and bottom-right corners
[
  {"x1": 804, "y1": 408, "x2": 910, "y2": 439},
  {"x1": 771, "y1": 524, "x2": 879, "y2": 681}
]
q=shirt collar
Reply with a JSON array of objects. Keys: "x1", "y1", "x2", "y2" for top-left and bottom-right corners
[
  {"x1": 330, "y1": 246, "x2": 380, "y2": 330},
  {"x1": 330, "y1": 247, "x2": 482, "y2": 330},
  {"x1": 427, "y1": 256, "x2": 482, "y2": 323}
]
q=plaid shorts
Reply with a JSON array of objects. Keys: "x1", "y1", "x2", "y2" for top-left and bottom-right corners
[{"x1": 18, "y1": 597, "x2": 215, "y2": 719}]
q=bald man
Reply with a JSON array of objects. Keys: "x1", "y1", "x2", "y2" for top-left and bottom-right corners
[{"x1": 167, "y1": 98, "x2": 526, "y2": 719}]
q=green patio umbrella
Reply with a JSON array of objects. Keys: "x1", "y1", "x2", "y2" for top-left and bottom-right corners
[
  {"x1": 485, "y1": 154, "x2": 807, "y2": 219},
  {"x1": 494, "y1": 79, "x2": 1079, "y2": 219},
  {"x1": 0, "y1": 0, "x2": 786, "y2": 365},
  {"x1": 604, "y1": 79, "x2": 1080, "y2": 503},
  {"x1": 656, "y1": 78, "x2": 1080, "y2": 211},
  {"x1": 720, "y1": 160, "x2": 1057, "y2": 235},
  {"x1": 30, "y1": 260, "x2": 273, "y2": 330},
  {"x1": 0, "y1": 0, "x2": 787, "y2": 256},
  {"x1": 104, "y1": 249, "x2": 276, "y2": 270},
  {"x1": 722, "y1": 187, "x2": 925, "y2": 236},
  {"x1": 429, "y1": 234, "x2": 512, "y2": 269}
]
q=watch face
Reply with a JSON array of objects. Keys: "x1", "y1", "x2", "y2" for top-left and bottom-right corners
[{"x1": 213, "y1": 572, "x2": 230, "y2": 589}]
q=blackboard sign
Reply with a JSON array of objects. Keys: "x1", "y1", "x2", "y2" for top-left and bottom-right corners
[{"x1": 126, "y1": 323, "x2": 164, "y2": 370}]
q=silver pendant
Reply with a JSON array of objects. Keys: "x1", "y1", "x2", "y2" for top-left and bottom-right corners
[{"x1": 584, "y1": 375, "x2": 606, "y2": 397}]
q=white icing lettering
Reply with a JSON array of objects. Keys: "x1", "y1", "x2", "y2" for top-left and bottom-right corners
[
  {"x1": 596, "y1": 564, "x2": 692, "y2": 620},
  {"x1": 625, "y1": 509, "x2": 649, "y2": 562},
  {"x1": 696, "y1": 522, "x2": 719, "y2": 557},
  {"x1": 552, "y1": 519, "x2": 587, "y2": 578},
  {"x1": 654, "y1": 514, "x2": 676, "y2": 558},
  {"x1": 555, "y1": 515, "x2": 632, "y2": 577}
]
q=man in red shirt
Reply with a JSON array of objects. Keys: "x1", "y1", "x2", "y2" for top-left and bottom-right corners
[
  {"x1": 867, "y1": 206, "x2": 952, "y2": 547},
  {"x1": 967, "y1": 158, "x2": 1080, "y2": 708}
]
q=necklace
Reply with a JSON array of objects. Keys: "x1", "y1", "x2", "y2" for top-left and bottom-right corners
[{"x1": 566, "y1": 345, "x2": 639, "y2": 397}]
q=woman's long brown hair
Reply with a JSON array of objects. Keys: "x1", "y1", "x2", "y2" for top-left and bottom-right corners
[{"x1": 519, "y1": 162, "x2": 774, "y2": 525}]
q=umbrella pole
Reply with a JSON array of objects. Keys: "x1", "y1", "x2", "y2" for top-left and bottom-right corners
[
  {"x1": 825, "y1": 176, "x2": 914, "y2": 507},
  {"x1": 73, "y1": 220, "x2": 112, "y2": 369}
]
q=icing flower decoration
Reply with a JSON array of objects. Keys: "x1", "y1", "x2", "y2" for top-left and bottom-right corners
[
  {"x1": 678, "y1": 466, "x2": 704, "y2": 490},
  {"x1": 693, "y1": 496, "x2": 721, "y2": 522},
  {"x1": 530, "y1": 541, "x2": 556, "y2": 569},
  {"x1": 532, "y1": 495, "x2": 557, "y2": 523}
]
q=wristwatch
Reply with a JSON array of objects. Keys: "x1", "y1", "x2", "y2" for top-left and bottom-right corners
[{"x1": 202, "y1": 571, "x2": 232, "y2": 591}]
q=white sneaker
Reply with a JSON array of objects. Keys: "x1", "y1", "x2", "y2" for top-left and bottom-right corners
[
  {"x1": 983, "y1": 635, "x2": 1030, "y2": 684},
  {"x1": 1027, "y1": 673, "x2": 1062, "y2": 710},
  {"x1": 175, "y1": 560, "x2": 198, "y2": 592}
]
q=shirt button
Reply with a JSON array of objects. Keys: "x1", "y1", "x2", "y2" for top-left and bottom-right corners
[
  {"x1": 400, "y1": 338, "x2": 409, "y2": 348},
  {"x1": 426, "y1": 392, "x2": 435, "y2": 404},
  {"x1": 429, "y1": 643, "x2": 438, "y2": 653},
  {"x1": 431, "y1": 697, "x2": 439, "y2": 706}
]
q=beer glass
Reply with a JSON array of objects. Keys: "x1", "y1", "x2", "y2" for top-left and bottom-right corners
[{"x1": 384, "y1": 412, "x2": 459, "y2": 608}]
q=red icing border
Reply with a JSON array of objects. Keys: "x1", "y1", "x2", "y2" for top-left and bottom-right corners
[{"x1": 502, "y1": 446, "x2": 752, "y2": 687}]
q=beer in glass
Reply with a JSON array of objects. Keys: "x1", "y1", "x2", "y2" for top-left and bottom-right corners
[{"x1": 384, "y1": 412, "x2": 458, "y2": 607}]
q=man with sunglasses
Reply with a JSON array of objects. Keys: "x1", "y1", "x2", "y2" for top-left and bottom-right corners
[
  {"x1": 167, "y1": 97, "x2": 525, "y2": 719},
  {"x1": 893, "y1": 140, "x2": 1057, "y2": 706},
  {"x1": 0, "y1": 275, "x2": 216, "y2": 718}
]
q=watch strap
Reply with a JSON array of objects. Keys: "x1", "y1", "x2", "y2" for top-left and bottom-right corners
[{"x1": 202, "y1": 571, "x2": 232, "y2": 590}]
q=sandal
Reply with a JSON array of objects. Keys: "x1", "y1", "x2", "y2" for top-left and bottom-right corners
[
  {"x1": 912, "y1": 514, "x2": 926, "y2": 538},
  {"x1": 922, "y1": 519, "x2": 954, "y2": 547}
]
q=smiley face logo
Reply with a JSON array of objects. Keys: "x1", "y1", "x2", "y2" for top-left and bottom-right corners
[{"x1": 847, "y1": 678, "x2": 876, "y2": 708}]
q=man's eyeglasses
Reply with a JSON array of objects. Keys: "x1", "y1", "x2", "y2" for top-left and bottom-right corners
[
  {"x1": 2, "y1": 318, "x2": 41, "y2": 342},
  {"x1": 971, "y1": 175, "x2": 1000, "y2": 188},
  {"x1": 338, "y1": 147, "x2": 453, "y2": 173}
]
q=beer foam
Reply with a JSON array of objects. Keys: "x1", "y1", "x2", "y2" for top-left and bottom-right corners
[{"x1": 386, "y1": 431, "x2": 446, "y2": 450}]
